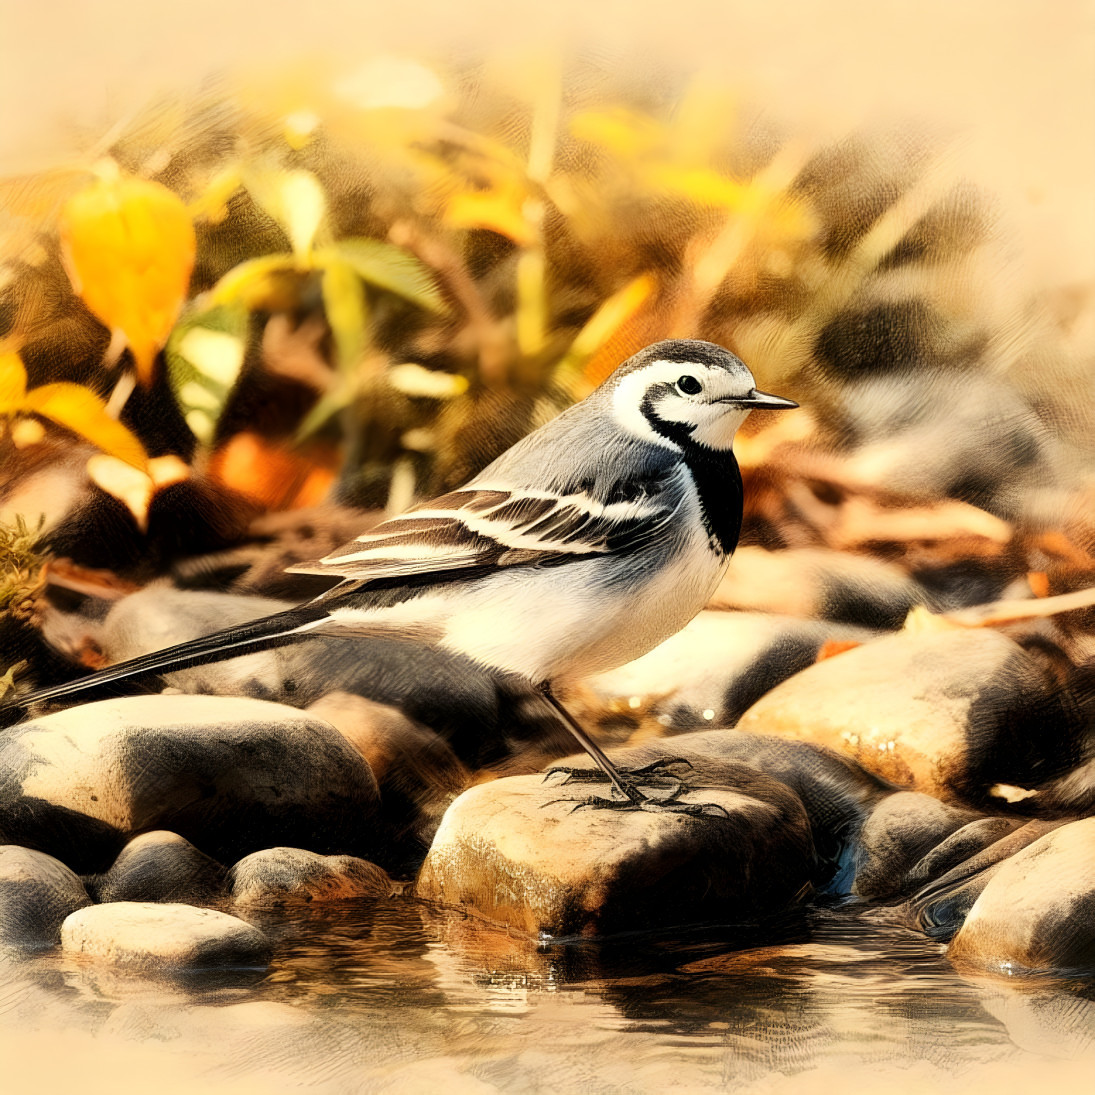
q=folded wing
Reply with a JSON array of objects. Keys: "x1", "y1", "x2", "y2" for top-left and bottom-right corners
[{"x1": 288, "y1": 476, "x2": 684, "y2": 586}]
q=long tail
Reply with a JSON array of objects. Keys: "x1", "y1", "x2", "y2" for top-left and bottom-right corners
[{"x1": 1, "y1": 603, "x2": 333, "y2": 727}]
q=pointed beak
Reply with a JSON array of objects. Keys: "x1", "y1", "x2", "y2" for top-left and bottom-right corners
[{"x1": 720, "y1": 389, "x2": 799, "y2": 409}]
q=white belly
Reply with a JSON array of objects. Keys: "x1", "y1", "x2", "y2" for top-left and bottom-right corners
[{"x1": 330, "y1": 520, "x2": 729, "y2": 684}]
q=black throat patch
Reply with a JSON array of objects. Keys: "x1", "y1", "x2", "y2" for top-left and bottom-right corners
[{"x1": 641, "y1": 394, "x2": 744, "y2": 555}]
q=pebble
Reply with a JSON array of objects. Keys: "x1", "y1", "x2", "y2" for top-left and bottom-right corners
[
  {"x1": 228, "y1": 847, "x2": 392, "y2": 907},
  {"x1": 60, "y1": 901, "x2": 272, "y2": 969},
  {"x1": 0, "y1": 845, "x2": 91, "y2": 948}
]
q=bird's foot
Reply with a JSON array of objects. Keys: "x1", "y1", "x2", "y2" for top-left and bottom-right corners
[
  {"x1": 547, "y1": 785, "x2": 730, "y2": 819},
  {"x1": 543, "y1": 757, "x2": 692, "y2": 787}
]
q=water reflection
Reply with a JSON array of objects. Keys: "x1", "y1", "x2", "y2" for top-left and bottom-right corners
[{"x1": 2, "y1": 898, "x2": 1094, "y2": 1093}]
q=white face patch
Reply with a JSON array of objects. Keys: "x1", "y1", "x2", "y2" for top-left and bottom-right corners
[{"x1": 611, "y1": 358, "x2": 757, "y2": 451}]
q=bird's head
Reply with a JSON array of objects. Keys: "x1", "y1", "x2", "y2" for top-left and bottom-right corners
[{"x1": 606, "y1": 339, "x2": 797, "y2": 451}]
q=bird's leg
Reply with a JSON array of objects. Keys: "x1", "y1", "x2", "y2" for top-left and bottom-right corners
[
  {"x1": 536, "y1": 682, "x2": 648, "y2": 805},
  {"x1": 535, "y1": 683, "x2": 730, "y2": 818}
]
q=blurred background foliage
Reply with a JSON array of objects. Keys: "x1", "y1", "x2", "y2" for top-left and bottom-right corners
[{"x1": 0, "y1": 51, "x2": 1093, "y2": 599}]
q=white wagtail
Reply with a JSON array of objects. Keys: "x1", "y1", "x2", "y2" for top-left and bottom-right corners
[{"x1": 5, "y1": 340, "x2": 796, "y2": 810}]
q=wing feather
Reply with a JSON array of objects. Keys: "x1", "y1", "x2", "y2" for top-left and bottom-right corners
[{"x1": 286, "y1": 474, "x2": 684, "y2": 584}]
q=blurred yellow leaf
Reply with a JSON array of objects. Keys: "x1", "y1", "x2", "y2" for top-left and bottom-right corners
[
  {"x1": 557, "y1": 274, "x2": 657, "y2": 378},
  {"x1": 280, "y1": 170, "x2": 326, "y2": 256},
  {"x1": 445, "y1": 186, "x2": 535, "y2": 246},
  {"x1": 570, "y1": 109, "x2": 662, "y2": 159},
  {"x1": 207, "y1": 254, "x2": 302, "y2": 311},
  {"x1": 1, "y1": 350, "x2": 148, "y2": 469},
  {"x1": 23, "y1": 383, "x2": 147, "y2": 470},
  {"x1": 641, "y1": 165, "x2": 747, "y2": 208},
  {"x1": 245, "y1": 167, "x2": 327, "y2": 257},
  {"x1": 388, "y1": 362, "x2": 468, "y2": 399},
  {"x1": 60, "y1": 168, "x2": 196, "y2": 385},
  {"x1": 0, "y1": 352, "x2": 27, "y2": 412}
]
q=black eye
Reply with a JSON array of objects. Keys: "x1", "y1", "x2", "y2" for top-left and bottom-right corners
[{"x1": 677, "y1": 375, "x2": 702, "y2": 395}]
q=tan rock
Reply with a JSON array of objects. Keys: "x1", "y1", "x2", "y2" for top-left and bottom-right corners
[
  {"x1": 585, "y1": 611, "x2": 876, "y2": 731},
  {"x1": 60, "y1": 902, "x2": 271, "y2": 969},
  {"x1": 416, "y1": 761, "x2": 814, "y2": 938},
  {"x1": 736, "y1": 629, "x2": 1073, "y2": 801},
  {"x1": 0, "y1": 694, "x2": 380, "y2": 872},
  {"x1": 948, "y1": 817, "x2": 1095, "y2": 975},
  {"x1": 228, "y1": 847, "x2": 391, "y2": 907},
  {"x1": 710, "y1": 546, "x2": 928, "y2": 627}
]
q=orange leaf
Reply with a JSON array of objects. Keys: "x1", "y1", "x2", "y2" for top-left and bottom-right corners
[
  {"x1": 60, "y1": 170, "x2": 196, "y2": 385},
  {"x1": 24, "y1": 383, "x2": 148, "y2": 470},
  {"x1": 0, "y1": 352, "x2": 27, "y2": 413}
]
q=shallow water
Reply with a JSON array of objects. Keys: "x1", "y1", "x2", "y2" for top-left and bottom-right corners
[{"x1": 3, "y1": 899, "x2": 1094, "y2": 1094}]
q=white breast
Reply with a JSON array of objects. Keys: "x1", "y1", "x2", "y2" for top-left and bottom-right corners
[{"x1": 327, "y1": 493, "x2": 729, "y2": 684}]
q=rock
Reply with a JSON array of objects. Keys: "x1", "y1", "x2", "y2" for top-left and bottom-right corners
[
  {"x1": 710, "y1": 547, "x2": 931, "y2": 628},
  {"x1": 60, "y1": 902, "x2": 271, "y2": 969},
  {"x1": 0, "y1": 694, "x2": 379, "y2": 872},
  {"x1": 96, "y1": 587, "x2": 519, "y2": 763},
  {"x1": 948, "y1": 817, "x2": 1095, "y2": 975},
  {"x1": 909, "y1": 820, "x2": 1071, "y2": 941},
  {"x1": 416, "y1": 757, "x2": 815, "y2": 938},
  {"x1": 94, "y1": 831, "x2": 227, "y2": 905},
  {"x1": 228, "y1": 847, "x2": 391, "y2": 907},
  {"x1": 852, "y1": 791, "x2": 982, "y2": 901},
  {"x1": 736, "y1": 628, "x2": 1078, "y2": 802},
  {"x1": 307, "y1": 692, "x2": 470, "y2": 868},
  {"x1": 832, "y1": 368, "x2": 1052, "y2": 520},
  {"x1": 585, "y1": 612, "x2": 878, "y2": 731},
  {"x1": 901, "y1": 817, "x2": 1023, "y2": 895},
  {"x1": 0, "y1": 845, "x2": 91, "y2": 948},
  {"x1": 567, "y1": 730, "x2": 887, "y2": 895}
]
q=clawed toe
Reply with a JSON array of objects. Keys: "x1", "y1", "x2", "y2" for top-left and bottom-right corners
[
  {"x1": 543, "y1": 756, "x2": 692, "y2": 786},
  {"x1": 544, "y1": 788, "x2": 730, "y2": 819}
]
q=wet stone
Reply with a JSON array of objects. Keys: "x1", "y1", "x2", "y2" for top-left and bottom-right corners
[
  {"x1": 948, "y1": 817, "x2": 1095, "y2": 976},
  {"x1": 0, "y1": 845, "x2": 91, "y2": 949},
  {"x1": 710, "y1": 546, "x2": 931, "y2": 628},
  {"x1": 736, "y1": 628, "x2": 1077, "y2": 803},
  {"x1": 60, "y1": 901, "x2": 271, "y2": 970},
  {"x1": 852, "y1": 791, "x2": 982, "y2": 901},
  {"x1": 586, "y1": 611, "x2": 877, "y2": 731},
  {"x1": 902, "y1": 817, "x2": 1023, "y2": 896},
  {"x1": 94, "y1": 831, "x2": 227, "y2": 906},
  {"x1": 228, "y1": 847, "x2": 392, "y2": 908},
  {"x1": 0, "y1": 694, "x2": 380, "y2": 872},
  {"x1": 307, "y1": 691, "x2": 470, "y2": 869},
  {"x1": 416, "y1": 756, "x2": 815, "y2": 939},
  {"x1": 910, "y1": 820, "x2": 1072, "y2": 942},
  {"x1": 572, "y1": 730, "x2": 887, "y2": 896}
]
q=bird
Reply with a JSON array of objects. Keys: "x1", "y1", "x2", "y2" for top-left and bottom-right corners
[{"x1": 3, "y1": 339, "x2": 797, "y2": 811}]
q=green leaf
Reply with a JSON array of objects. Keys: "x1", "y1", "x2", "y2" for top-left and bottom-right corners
[
  {"x1": 165, "y1": 304, "x2": 249, "y2": 445},
  {"x1": 207, "y1": 253, "x2": 301, "y2": 309},
  {"x1": 321, "y1": 259, "x2": 368, "y2": 375},
  {"x1": 319, "y1": 239, "x2": 448, "y2": 315},
  {"x1": 294, "y1": 380, "x2": 356, "y2": 442}
]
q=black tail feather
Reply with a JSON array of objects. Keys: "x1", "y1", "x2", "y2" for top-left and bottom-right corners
[{"x1": 0, "y1": 603, "x2": 332, "y2": 727}]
